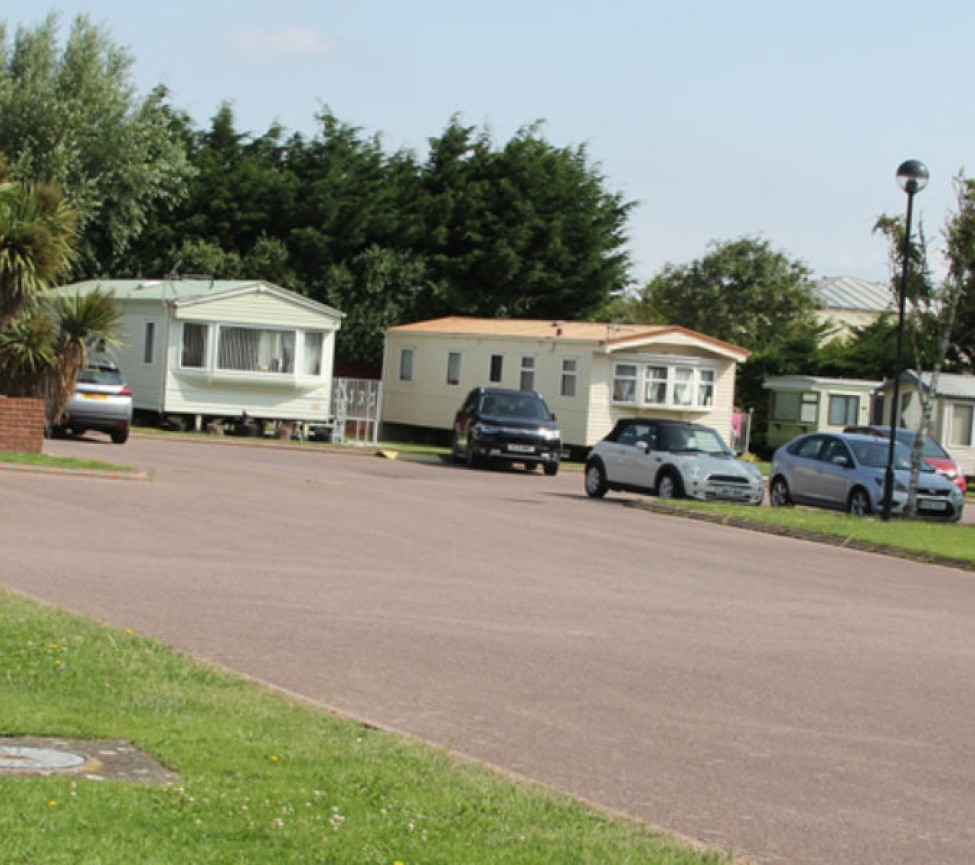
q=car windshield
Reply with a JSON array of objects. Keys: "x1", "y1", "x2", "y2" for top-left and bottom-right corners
[
  {"x1": 849, "y1": 438, "x2": 924, "y2": 471},
  {"x1": 659, "y1": 426, "x2": 732, "y2": 456},
  {"x1": 481, "y1": 393, "x2": 549, "y2": 421}
]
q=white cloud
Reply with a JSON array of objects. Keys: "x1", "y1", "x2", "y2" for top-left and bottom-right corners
[{"x1": 222, "y1": 26, "x2": 336, "y2": 65}]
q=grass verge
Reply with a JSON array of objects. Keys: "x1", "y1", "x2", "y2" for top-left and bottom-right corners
[
  {"x1": 640, "y1": 499, "x2": 975, "y2": 569},
  {"x1": 0, "y1": 590, "x2": 727, "y2": 865},
  {"x1": 0, "y1": 450, "x2": 135, "y2": 474}
]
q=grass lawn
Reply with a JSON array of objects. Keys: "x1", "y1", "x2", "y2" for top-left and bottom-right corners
[
  {"x1": 0, "y1": 591, "x2": 727, "y2": 865},
  {"x1": 648, "y1": 499, "x2": 975, "y2": 568}
]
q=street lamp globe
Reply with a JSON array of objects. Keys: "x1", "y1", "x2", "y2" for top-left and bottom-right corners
[{"x1": 896, "y1": 159, "x2": 929, "y2": 195}]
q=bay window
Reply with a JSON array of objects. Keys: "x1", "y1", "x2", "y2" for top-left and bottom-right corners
[
  {"x1": 614, "y1": 360, "x2": 718, "y2": 409},
  {"x1": 178, "y1": 322, "x2": 325, "y2": 377}
]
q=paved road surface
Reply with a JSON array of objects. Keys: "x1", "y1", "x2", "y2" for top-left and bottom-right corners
[{"x1": 2, "y1": 435, "x2": 974, "y2": 865}]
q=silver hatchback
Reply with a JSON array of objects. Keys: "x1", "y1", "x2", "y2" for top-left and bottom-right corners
[
  {"x1": 55, "y1": 361, "x2": 134, "y2": 445},
  {"x1": 769, "y1": 431, "x2": 964, "y2": 521}
]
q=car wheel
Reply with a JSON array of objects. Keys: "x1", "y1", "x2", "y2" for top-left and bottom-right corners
[
  {"x1": 111, "y1": 428, "x2": 129, "y2": 445},
  {"x1": 848, "y1": 487, "x2": 871, "y2": 516},
  {"x1": 656, "y1": 469, "x2": 684, "y2": 500},
  {"x1": 543, "y1": 459, "x2": 559, "y2": 477},
  {"x1": 770, "y1": 476, "x2": 792, "y2": 507},
  {"x1": 466, "y1": 445, "x2": 481, "y2": 470},
  {"x1": 584, "y1": 460, "x2": 607, "y2": 498}
]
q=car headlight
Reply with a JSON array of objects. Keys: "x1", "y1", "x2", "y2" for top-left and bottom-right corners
[
  {"x1": 539, "y1": 427, "x2": 561, "y2": 441},
  {"x1": 474, "y1": 423, "x2": 500, "y2": 436}
]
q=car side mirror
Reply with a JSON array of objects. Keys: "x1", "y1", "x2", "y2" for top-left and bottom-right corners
[
  {"x1": 636, "y1": 440, "x2": 649, "y2": 453},
  {"x1": 831, "y1": 455, "x2": 852, "y2": 468}
]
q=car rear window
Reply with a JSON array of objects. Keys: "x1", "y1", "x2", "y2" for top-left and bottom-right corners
[{"x1": 78, "y1": 367, "x2": 123, "y2": 385}]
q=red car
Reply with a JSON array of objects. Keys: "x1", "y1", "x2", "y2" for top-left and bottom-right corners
[{"x1": 843, "y1": 425, "x2": 968, "y2": 494}]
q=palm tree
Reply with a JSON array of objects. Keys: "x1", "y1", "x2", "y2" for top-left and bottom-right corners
[
  {"x1": 0, "y1": 289, "x2": 122, "y2": 424},
  {"x1": 48, "y1": 290, "x2": 122, "y2": 421},
  {"x1": 0, "y1": 167, "x2": 79, "y2": 334}
]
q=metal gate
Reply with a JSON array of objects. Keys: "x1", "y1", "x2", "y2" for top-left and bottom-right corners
[{"x1": 331, "y1": 378, "x2": 381, "y2": 446}]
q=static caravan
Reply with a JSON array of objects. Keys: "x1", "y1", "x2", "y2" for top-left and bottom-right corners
[
  {"x1": 763, "y1": 375, "x2": 881, "y2": 450},
  {"x1": 56, "y1": 278, "x2": 343, "y2": 432},
  {"x1": 879, "y1": 371, "x2": 975, "y2": 476},
  {"x1": 382, "y1": 316, "x2": 749, "y2": 456}
]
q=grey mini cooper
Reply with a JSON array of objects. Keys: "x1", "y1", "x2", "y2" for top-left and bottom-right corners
[{"x1": 584, "y1": 417, "x2": 764, "y2": 504}]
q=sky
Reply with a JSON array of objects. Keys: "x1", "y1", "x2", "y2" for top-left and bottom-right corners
[{"x1": 5, "y1": 1, "x2": 974, "y2": 288}]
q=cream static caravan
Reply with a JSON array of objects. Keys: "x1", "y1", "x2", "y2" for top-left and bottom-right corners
[
  {"x1": 56, "y1": 278, "x2": 343, "y2": 432},
  {"x1": 762, "y1": 375, "x2": 882, "y2": 450},
  {"x1": 381, "y1": 316, "x2": 749, "y2": 456}
]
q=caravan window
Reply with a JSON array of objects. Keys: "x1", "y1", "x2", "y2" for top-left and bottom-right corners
[
  {"x1": 399, "y1": 348, "x2": 414, "y2": 382},
  {"x1": 773, "y1": 391, "x2": 819, "y2": 423},
  {"x1": 950, "y1": 403, "x2": 974, "y2": 447},
  {"x1": 143, "y1": 322, "x2": 156, "y2": 364},
  {"x1": 181, "y1": 323, "x2": 208, "y2": 368},
  {"x1": 303, "y1": 332, "x2": 324, "y2": 376},
  {"x1": 560, "y1": 358, "x2": 577, "y2": 397},
  {"x1": 828, "y1": 394, "x2": 859, "y2": 426},
  {"x1": 218, "y1": 327, "x2": 295, "y2": 373}
]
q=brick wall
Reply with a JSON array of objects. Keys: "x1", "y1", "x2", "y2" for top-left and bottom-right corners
[{"x1": 0, "y1": 396, "x2": 45, "y2": 454}]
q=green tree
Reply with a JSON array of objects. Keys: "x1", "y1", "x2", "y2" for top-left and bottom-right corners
[
  {"x1": 323, "y1": 245, "x2": 431, "y2": 370},
  {"x1": 637, "y1": 237, "x2": 818, "y2": 350},
  {"x1": 944, "y1": 175, "x2": 975, "y2": 371},
  {"x1": 0, "y1": 13, "x2": 194, "y2": 276},
  {"x1": 631, "y1": 237, "x2": 822, "y2": 456},
  {"x1": 416, "y1": 118, "x2": 633, "y2": 319}
]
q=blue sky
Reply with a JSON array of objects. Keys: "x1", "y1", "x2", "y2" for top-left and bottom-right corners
[{"x1": 5, "y1": 1, "x2": 973, "y2": 288}]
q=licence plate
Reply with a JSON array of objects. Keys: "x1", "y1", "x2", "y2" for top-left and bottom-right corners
[
  {"x1": 81, "y1": 394, "x2": 109, "y2": 400},
  {"x1": 507, "y1": 444, "x2": 535, "y2": 454},
  {"x1": 714, "y1": 485, "x2": 748, "y2": 499},
  {"x1": 919, "y1": 500, "x2": 948, "y2": 512}
]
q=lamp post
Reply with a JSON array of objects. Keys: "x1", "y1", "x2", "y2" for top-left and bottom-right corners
[{"x1": 881, "y1": 159, "x2": 929, "y2": 521}]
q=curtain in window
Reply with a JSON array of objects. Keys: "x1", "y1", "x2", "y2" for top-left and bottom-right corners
[
  {"x1": 181, "y1": 323, "x2": 207, "y2": 368},
  {"x1": 673, "y1": 367, "x2": 694, "y2": 405},
  {"x1": 219, "y1": 328, "x2": 294, "y2": 372},
  {"x1": 304, "y1": 332, "x2": 324, "y2": 376}
]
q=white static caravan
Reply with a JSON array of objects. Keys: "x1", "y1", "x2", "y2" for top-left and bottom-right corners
[
  {"x1": 878, "y1": 371, "x2": 975, "y2": 476},
  {"x1": 57, "y1": 278, "x2": 343, "y2": 431},
  {"x1": 382, "y1": 316, "x2": 749, "y2": 455}
]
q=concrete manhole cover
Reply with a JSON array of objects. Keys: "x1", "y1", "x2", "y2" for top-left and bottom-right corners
[{"x1": 0, "y1": 737, "x2": 180, "y2": 784}]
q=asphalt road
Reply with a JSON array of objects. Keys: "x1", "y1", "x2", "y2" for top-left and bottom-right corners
[{"x1": 3, "y1": 435, "x2": 974, "y2": 865}]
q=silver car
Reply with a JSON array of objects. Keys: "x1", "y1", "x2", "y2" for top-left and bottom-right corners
[
  {"x1": 55, "y1": 361, "x2": 134, "y2": 445},
  {"x1": 769, "y1": 431, "x2": 964, "y2": 521},
  {"x1": 584, "y1": 417, "x2": 765, "y2": 504}
]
